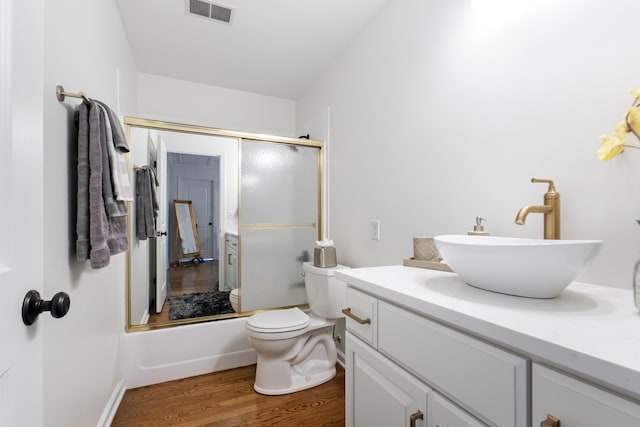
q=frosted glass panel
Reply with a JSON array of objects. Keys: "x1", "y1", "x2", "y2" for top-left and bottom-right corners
[
  {"x1": 239, "y1": 139, "x2": 322, "y2": 312},
  {"x1": 240, "y1": 226, "x2": 317, "y2": 311},
  {"x1": 241, "y1": 140, "x2": 318, "y2": 224}
]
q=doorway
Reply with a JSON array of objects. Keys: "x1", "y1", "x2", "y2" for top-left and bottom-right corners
[
  {"x1": 178, "y1": 177, "x2": 217, "y2": 260},
  {"x1": 147, "y1": 153, "x2": 231, "y2": 322},
  {"x1": 169, "y1": 153, "x2": 220, "y2": 265}
]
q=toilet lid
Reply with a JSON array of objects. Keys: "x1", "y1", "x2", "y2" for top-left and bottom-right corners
[{"x1": 247, "y1": 308, "x2": 310, "y2": 333}]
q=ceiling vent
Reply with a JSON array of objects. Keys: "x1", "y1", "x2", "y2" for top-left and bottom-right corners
[{"x1": 187, "y1": 0, "x2": 234, "y2": 24}]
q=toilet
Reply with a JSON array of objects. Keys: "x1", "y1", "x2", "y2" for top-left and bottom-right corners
[
  {"x1": 229, "y1": 288, "x2": 239, "y2": 313},
  {"x1": 245, "y1": 262, "x2": 349, "y2": 395}
]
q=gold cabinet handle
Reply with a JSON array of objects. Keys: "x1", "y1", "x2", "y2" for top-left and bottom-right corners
[
  {"x1": 410, "y1": 410, "x2": 423, "y2": 427},
  {"x1": 541, "y1": 414, "x2": 560, "y2": 427},
  {"x1": 341, "y1": 307, "x2": 371, "y2": 324}
]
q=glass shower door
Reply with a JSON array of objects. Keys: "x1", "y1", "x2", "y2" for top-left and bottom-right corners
[{"x1": 239, "y1": 139, "x2": 321, "y2": 312}]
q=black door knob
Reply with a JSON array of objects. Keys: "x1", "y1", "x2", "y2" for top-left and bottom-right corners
[
  {"x1": 157, "y1": 231, "x2": 167, "y2": 237},
  {"x1": 22, "y1": 290, "x2": 71, "y2": 326}
]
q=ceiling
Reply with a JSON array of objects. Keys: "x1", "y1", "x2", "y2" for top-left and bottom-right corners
[{"x1": 115, "y1": 0, "x2": 389, "y2": 100}]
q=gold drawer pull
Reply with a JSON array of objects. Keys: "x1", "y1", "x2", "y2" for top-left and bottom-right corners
[
  {"x1": 410, "y1": 410, "x2": 423, "y2": 427},
  {"x1": 541, "y1": 414, "x2": 560, "y2": 427},
  {"x1": 342, "y1": 307, "x2": 371, "y2": 324}
]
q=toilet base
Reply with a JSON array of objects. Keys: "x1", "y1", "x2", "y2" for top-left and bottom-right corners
[
  {"x1": 250, "y1": 323, "x2": 338, "y2": 395},
  {"x1": 254, "y1": 363, "x2": 336, "y2": 395}
]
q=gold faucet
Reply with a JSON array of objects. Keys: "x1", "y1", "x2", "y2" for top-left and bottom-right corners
[{"x1": 514, "y1": 178, "x2": 560, "y2": 239}]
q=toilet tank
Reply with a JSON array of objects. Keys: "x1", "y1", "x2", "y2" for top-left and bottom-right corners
[{"x1": 302, "y1": 262, "x2": 350, "y2": 319}]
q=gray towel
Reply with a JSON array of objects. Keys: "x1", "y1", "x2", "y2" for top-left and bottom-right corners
[
  {"x1": 136, "y1": 167, "x2": 158, "y2": 240},
  {"x1": 75, "y1": 101, "x2": 129, "y2": 269},
  {"x1": 75, "y1": 103, "x2": 90, "y2": 261},
  {"x1": 95, "y1": 100, "x2": 129, "y2": 152},
  {"x1": 87, "y1": 102, "x2": 111, "y2": 268},
  {"x1": 96, "y1": 101, "x2": 133, "y2": 202},
  {"x1": 98, "y1": 107, "x2": 128, "y2": 218}
]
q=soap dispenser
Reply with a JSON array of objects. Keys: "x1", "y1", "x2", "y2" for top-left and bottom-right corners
[{"x1": 468, "y1": 217, "x2": 489, "y2": 236}]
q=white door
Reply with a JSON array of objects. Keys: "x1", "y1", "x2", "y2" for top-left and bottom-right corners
[
  {"x1": 346, "y1": 332, "x2": 429, "y2": 427},
  {"x1": 155, "y1": 137, "x2": 168, "y2": 313},
  {"x1": 179, "y1": 178, "x2": 216, "y2": 259},
  {"x1": 0, "y1": 0, "x2": 44, "y2": 425}
]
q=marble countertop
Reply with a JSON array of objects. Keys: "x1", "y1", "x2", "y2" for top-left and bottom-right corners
[{"x1": 335, "y1": 265, "x2": 640, "y2": 400}]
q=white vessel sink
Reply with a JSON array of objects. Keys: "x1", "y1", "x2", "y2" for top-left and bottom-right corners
[{"x1": 433, "y1": 235, "x2": 603, "y2": 298}]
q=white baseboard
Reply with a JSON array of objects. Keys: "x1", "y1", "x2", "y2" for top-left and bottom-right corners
[{"x1": 97, "y1": 379, "x2": 126, "y2": 427}]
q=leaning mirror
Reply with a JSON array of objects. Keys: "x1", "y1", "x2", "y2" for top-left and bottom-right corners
[
  {"x1": 174, "y1": 200, "x2": 201, "y2": 260},
  {"x1": 125, "y1": 117, "x2": 323, "y2": 331}
]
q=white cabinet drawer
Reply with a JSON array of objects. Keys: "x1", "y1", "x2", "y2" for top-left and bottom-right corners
[
  {"x1": 430, "y1": 391, "x2": 488, "y2": 427},
  {"x1": 532, "y1": 364, "x2": 640, "y2": 427},
  {"x1": 378, "y1": 301, "x2": 527, "y2": 427},
  {"x1": 344, "y1": 287, "x2": 377, "y2": 348}
]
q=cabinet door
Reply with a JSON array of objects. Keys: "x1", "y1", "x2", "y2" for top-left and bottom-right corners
[
  {"x1": 346, "y1": 332, "x2": 429, "y2": 427},
  {"x1": 224, "y1": 235, "x2": 238, "y2": 290},
  {"x1": 378, "y1": 301, "x2": 527, "y2": 427},
  {"x1": 430, "y1": 392, "x2": 488, "y2": 427},
  {"x1": 533, "y1": 364, "x2": 640, "y2": 427}
]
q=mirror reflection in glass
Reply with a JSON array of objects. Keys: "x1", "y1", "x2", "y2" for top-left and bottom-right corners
[
  {"x1": 125, "y1": 118, "x2": 323, "y2": 331},
  {"x1": 174, "y1": 200, "x2": 201, "y2": 259}
]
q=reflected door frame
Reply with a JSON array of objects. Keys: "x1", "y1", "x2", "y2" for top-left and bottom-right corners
[{"x1": 155, "y1": 136, "x2": 168, "y2": 313}]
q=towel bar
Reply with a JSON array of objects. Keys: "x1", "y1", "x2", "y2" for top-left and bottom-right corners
[{"x1": 56, "y1": 85, "x2": 91, "y2": 103}]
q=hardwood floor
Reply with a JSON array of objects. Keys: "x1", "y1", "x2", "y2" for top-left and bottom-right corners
[
  {"x1": 148, "y1": 261, "x2": 220, "y2": 324},
  {"x1": 112, "y1": 364, "x2": 345, "y2": 427}
]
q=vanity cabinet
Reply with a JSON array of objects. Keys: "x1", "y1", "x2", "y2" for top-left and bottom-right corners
[
  {"x1": 378, "y1": 301, "x2": 527, "y2": 427},
  {"x1": 532, "y1": 363, "x2": 640, "y2": 427},
  {"x1": 338, "y1": 266, "x2": 640, "y2": 427},
  {"x1": 347, "y1": 333, "x2": 487, "y2": 427},
  {"x1": 224, "y1": 233, "x2": 238, "y2": 290},
  {"x1": 345, "y1": 288, "x2": 506, "y2": 427}
]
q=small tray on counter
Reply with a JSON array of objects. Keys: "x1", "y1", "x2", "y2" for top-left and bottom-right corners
[{"x1": 402, "y1": 258, "x2": 453, "y2": 272}]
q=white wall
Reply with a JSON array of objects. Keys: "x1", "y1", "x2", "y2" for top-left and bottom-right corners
[
  {"x1": 43, "y1": 0, "x2": 138, "y2": 425},
  {"x1": 138, "y1": 73, "x2": 297, "y2": 137},
  {"x1": 297, "y1": 0, "x2": 640, "y2": 290}
]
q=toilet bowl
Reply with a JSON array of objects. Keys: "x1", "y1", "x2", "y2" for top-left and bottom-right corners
[
  {"x1": 229, "y1": 288, "x2": 239, "y2": 313},
  {"x1": 245, "y1": 262, "x2": 349, "y2": 395}
]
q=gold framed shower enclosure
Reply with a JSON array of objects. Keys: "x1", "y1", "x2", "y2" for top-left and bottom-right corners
[{"x1": 124, "y1": 116, "x2": 324, "y2": 332}]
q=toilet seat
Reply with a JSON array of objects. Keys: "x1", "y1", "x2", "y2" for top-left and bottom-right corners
[{"x1": 246, "y1": 307, "x2": 310, "y2": 334}]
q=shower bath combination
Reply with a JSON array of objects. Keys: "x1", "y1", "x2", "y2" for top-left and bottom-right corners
[{"x1": 125, "y1": 117, "x2": 325, "y2": 331}]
